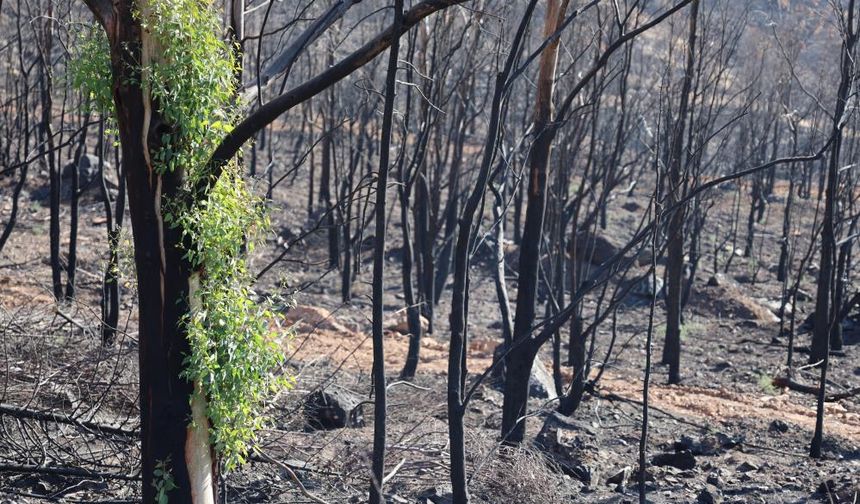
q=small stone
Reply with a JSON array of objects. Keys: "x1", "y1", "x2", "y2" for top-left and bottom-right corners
[
  {"x1": 573, "y1": 232, "x2": 621, "y2": 266},
  {"x1": 60, "y1": 154, "x2": 117, "y2": 200},
  {"x1": 706, "y1": 472, "x2": 724, "y2": 488},
  {"x1": 697, "y1": 486, "x2": 722, "y2": 504},
  {"x1": 417, "y1": 486, "x2": 454, "y2": 504},
  {"x1": 769, "y1": 419, "x2": 789, "y2": 434},
  {"x1": 796, "y1": 288, "x2": 813, "y2": 302},
  {"x1": 707, "y1": 274, "x2": 724, "y2": 287},
  {"x1": 384, "y1": 312, "x2": 429, "y2": 335},
  {"x1": 674, "y1": 433, "x2": 741, "y2": 456},
  {"x1": 623, "y1": 201, "x2": 642, "y2": 212},
  {"x1": 737, "y1": 461, "x2": 760, "y2": 473},
  {"x1": 607, "y1": 466, "x2": 631, "y2": 486},
  {"x1": 630, "y1": 275, "x2": 665, "y2": 299},
  {"x1": 577, "y1": 464, "x2": 599, "y2": 490},
  {"x1": 652, "y1": 450, "x2": 696, "y2": 470}
]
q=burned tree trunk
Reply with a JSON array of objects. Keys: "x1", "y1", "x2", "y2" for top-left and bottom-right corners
[
  {"x1": 320, "y1": 62, "x2": 340, "y2": 270},
  {"x1": 35, "y1": 6, "x2": 62, "y2": 301},
  {"x1": 100, "y1": 126, "x2": 126, "y2": 346},
  {"x1": 502, "y1": 0, "x2": 569, "y2": 444},
  {"x1": 65, "y1": 116, "x2": 91, "y2": 301},
  {"x1": 810, "y1": 0, "x2": 857, "y2": 458},
  {"x1": 661, "y1": 0, "x2": 699, "y2": 385},
  {"x1": 82, "y1": 2, "x2": 218, "y2": 501},
  {"x1": 369, "y1": 2, "x2": 402, "y2": 500}
]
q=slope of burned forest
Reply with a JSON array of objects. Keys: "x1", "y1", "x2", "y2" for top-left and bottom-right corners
[{"x1": 1, "y1": 0, "x2": 859, "y2": 503}]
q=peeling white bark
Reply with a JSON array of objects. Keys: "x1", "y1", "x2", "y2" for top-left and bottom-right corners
[
  {"x1": 186, "y1": 385, "x2": 215, "y2": 504},
  {"x1": 187, "y1": 273, "x2": 216, "y2": 504}
]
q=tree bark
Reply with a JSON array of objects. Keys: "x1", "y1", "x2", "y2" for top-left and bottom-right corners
[
  {"x1": 100, "y1": 125, "x2": 125, "y2": 346},
  {"x1": 65, "y1": 116, "x2": 91, "y2": 301},
  {"x1": 399, "y1": 173, "x2": 424, "y2": 378}
]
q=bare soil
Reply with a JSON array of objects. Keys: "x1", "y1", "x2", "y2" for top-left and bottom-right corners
[{"x1": 1, "y1": 170, "x2": 858, "y2": 503}]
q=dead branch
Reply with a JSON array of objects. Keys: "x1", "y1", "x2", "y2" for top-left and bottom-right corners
[
  {"x1": 0, "y1": 464, "x2": 139, "y2": 481},
  {"x1": 382, "y1": 457, "x2": 406, "y2": 485},
  {"x1": 0, "y1": 403, "x2": 139, "y2": 438},
  {"x1": 252, "y1": 449, "x2": 330, "y2": 504},
  {"x1": 772, "y1": 377, "x2": 860, "y2": 402}
]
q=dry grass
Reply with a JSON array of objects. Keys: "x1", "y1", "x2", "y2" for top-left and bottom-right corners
[{"x1": 470, "y1": 443, "x2": 578, "y2": 503}]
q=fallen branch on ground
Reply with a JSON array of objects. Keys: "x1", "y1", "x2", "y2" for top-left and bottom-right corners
[
  {"x1": 252, "y1": 448, "x2": 330, "y2": 504},
  {"x1": 0, "y1": 464, "x2": 139, "y2": 481},
  {"x1": 772, "y1": 377, "x2": 860, "y2": 402},
  {"x1": 382, "y1": 457, "x2": 406, "y2": 485},
  {"x1": 0, "y1": 403, "x2": 138, "y2": 438}
]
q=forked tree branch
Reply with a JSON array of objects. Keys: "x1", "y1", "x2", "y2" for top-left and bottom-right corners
[
  {"x1": 248, "y1": 0, "x2": 365, "y2": 104},
  {"x1": 197, "y1": 0, "x2": 470, "y2": 198},
  {"x1": 82, "y1": 0, "x2": 114, "y2": 34}
]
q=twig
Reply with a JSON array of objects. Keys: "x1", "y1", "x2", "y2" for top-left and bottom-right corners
[
  {"x1": 0, "y1": 464, "x2": 139, "y2": 481},
  {"x1": 252, "y1": 448, "x2": 330, "y2": 504},
  {"x1": 599, "y1": 391, "x2": 709, "y2": 430},
  {"x1": 386, "y1": 380, "x2": 432, "y2": 392},
  {"x1": 743, "y1": 442, "x2": 807, "y2": 459},
  {"x1": 55, "y1": 309, "x2": 88, "y2": 332},
  {"x1": 772, "y1": 377, "x2": 860, "y2": 402},
  {"x1": 0, "y1": 402, "x2": 139, "y2": 438},
  {"x1": 382, "y1": 457, "x2": 406, "y2": 485}
]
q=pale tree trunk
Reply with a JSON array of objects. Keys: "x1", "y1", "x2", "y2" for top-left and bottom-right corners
[{"x1": 186, "y1": 275, "x2": 216, "y2": 504}]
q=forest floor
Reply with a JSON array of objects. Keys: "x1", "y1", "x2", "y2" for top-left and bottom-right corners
[{"x1": 1, "y1": 171, "x2": 859, "y2": 503}]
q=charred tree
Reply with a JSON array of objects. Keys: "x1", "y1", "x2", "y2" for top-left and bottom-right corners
[
  {"x1": 369, "y1": 2, "x2": 402, "y2": 501},
  {"x1": 661, "y1": 0, "x2": 699, "y2": 385}
]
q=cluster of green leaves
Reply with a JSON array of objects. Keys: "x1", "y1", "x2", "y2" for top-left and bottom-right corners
[
  {"x1": 170, "y1": 168, "x2": 290, "y2": 469},
  {"x1": 138, "y1": 0, "x2": 289, "y2": 470},
  {"x1": 152, "y1": 457, "x2": 178, "y2": 504},
  {"x1": 67, "y1": 25, "x2": 113, "y2": 115},
  {"x1": 139, "y1": 0, "x2": 238, "y2": 175}
]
